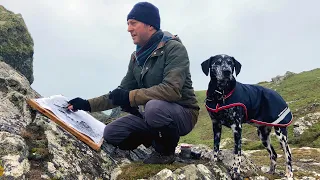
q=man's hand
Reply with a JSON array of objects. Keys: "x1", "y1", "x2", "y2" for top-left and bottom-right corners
[
  {"x1": 68, "y1": 97, "x2": 91, "y2": 112},
  {"x1": 121, "y1": 105, "x2": 143, "y2": 118},
  {"x1": 109, "y1": 88, "x2": 130, "y2": 106}
]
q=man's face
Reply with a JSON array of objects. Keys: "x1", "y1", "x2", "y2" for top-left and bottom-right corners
[{"x1": 127, "y1": 19, "x2": 152, "y2": 46}]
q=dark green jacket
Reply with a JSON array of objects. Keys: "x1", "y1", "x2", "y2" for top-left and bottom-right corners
[{"x1": 88, "y1": 31, "x2": 199, "y2": 125}]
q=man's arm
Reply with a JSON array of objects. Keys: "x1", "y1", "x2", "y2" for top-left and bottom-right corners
[
  {"x1": 129, "y1": 41, "x2": 189, "y2": 107},
  {"x1": 88, "y1": 54, "x2": 139, "y2": 112}
]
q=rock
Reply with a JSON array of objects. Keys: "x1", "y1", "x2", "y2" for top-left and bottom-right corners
[
  {"x1": 108, "y1": 107, "x2": 122, "y2": 120},
  {"x1": 89, "y1": 111, "x2": 110, "y2": 123},
  {"x1": 260, "y1": 166, "x2": 269, "y2": 173},
  {"x1": 174, "y1": 144, "x2": 258, "y2": 178},
  {"x1": 0, "y1": 5, "x2": 34, "y2": 84},
  {"x1": 250, "y1": 176, "x2": 269, "y2": 180},
  {"x1": 271, "y1": 71, "x2": 295, "y2": 84},
  {"x1": 293, "y1": 112, "x2": 320, "y2": 137},
  {"x1": 220, "y1": 137, "x2": 232, "y2": 149},
  {"x1": 110, "y1": 167, "x2": 123, "y2": 180},
  {"x1": 301, "y1": 177, "x2": 316, "y2": 180},
  {"x1": 1, "y1": 154, "x2": 30, "y2": 177},
  {"x1": 148, "y1": 164, "x2": 215, "y2": 180},
  {"x1": 149, "y1": 168, "x2": 173, "y2": 180},
  {"x1": 300, "y1": 159, "x2": 315, "y2": 163},
  {"x1": 0, "y1": 61, "x2": 117, "y2": 179}
]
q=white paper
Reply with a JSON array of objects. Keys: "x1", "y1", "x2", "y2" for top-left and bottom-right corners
[{"x1": 34, "y1": 95, "x2": 105, "y2": 144}]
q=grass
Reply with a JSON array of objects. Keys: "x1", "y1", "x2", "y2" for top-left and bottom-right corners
[
  {"x1": 249, "y1": 148, "x2": 320, "y2": 179},
  {"x1": 117, "y1": 162, "x2": 185, "y2": 180}
]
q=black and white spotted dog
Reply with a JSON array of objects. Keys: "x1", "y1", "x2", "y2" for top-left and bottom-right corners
[{"x1": 201, "y1": 54, "x2": 293, "y2": 179}]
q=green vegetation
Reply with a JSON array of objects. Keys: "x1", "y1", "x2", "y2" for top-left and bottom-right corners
[
  {"x1": 249, "y1": 148, "x2": 320, "y2": 179},
  {"x1": 0, "y1": 6, "x2": 34, "y2": 59},
  {"x1": 116, "y1": 68, "x2": 320, "y2": 179},
  {"x1": 21, "y1": 123, "x2": 53, "y2": 179},
  {"x1": 117, "y1": 162, "x2": 185, "y2": 180}
]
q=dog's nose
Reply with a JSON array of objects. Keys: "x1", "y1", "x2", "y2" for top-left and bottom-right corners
[{"x1": 223, "y1": 70, "x2": 231, "y2": 76}]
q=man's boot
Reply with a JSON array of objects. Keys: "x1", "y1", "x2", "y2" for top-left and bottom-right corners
[{"x1": 143, "y1": 123, "x2": 179, "y2": 164}]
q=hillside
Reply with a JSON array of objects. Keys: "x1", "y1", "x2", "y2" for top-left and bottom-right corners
[
  {"x1": 180, "y1": 68, "x2": 320, "y2": 149},
  {"x1": 116, "y1": 68, "x2": 320, "y2": 180}
]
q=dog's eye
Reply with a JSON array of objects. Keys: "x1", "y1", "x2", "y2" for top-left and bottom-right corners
[{"x1": 227, "y1": 61, "x2": 233, "y2": 65}]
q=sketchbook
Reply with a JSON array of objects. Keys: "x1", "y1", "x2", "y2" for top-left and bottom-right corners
[{"x1": 27, "y1": 95, "x2": 105, "y2": 151}]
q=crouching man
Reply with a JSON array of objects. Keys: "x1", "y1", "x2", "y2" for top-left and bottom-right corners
[{"x1": 68, "y1": 2, "x2": 199, "y2": 164}]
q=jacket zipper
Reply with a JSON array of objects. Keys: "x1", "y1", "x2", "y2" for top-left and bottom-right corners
[{"x1": 140, "y1": 49, "x2": 157, "y2": 82}]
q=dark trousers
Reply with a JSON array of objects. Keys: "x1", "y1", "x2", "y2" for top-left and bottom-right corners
[{"x1": 103, "y1": 100, "x2": 194, "y2": 154}]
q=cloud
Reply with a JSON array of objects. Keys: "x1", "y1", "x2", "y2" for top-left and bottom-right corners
[{"x1": 1, "y1": 0, "x2": 320, "y2": 99}]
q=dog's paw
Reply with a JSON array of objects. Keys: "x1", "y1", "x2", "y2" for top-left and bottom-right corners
[
  {"x1": 213, "y1": 156, "x2": 218, "y2": 162},
  {"x1": 230, "y1": 167, "x2": 242, "y2": 180},
  {"x1": 230, "y1": 172, "x2": 242, "y2": 180},
  {"x1": 212, "y1": 151, "x2": 222, "y2": 162},
  {"x1": 285, "y1": 171, "x2": 293, "y2": 180}
]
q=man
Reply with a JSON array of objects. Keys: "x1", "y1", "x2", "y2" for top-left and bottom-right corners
[{"x1": 68, "y1": 2, "x2": 199, "y2": 164}]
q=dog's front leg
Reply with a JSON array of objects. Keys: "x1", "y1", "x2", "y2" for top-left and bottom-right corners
[
  {"x1": 231, "y1": 121, "x2": 242, "y2": 179},
  {"x1": 212, "y1": 121, "x2": 222, "y2": 162}
]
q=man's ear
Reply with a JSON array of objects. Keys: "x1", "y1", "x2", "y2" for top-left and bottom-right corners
[
  {"x1": 232, "y1": 57, "x2": 242, "y2": 76},
  {"x1": 201, "y1": 58, "x2": 211, "y2": 76}
]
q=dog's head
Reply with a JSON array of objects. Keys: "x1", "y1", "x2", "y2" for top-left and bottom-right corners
[{"x1": 201, "y1": 54, "x2": 242, "y2": 81}]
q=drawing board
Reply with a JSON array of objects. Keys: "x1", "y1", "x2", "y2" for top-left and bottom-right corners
[{"x1": 27, "y1": 95, "x2": 105, "y2": 151}]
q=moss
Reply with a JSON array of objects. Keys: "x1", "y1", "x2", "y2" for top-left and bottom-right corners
[
  {"x1": 0, "y1": 5, "x2": 34, "y2": 83},
  {"x1": 0, "y1": 6, "x2": 34, "y2": 55},
  {"x1": 21, "y1": 123, "x2": 53, "y2": 179},
  {"x1": 117, "y1": 162, "x2": 185, "y2": 180}
]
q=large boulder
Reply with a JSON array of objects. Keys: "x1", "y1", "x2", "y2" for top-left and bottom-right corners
[
  {"x1": 0, "y1": 61, "x2": 116, "y2": 179},
  {"x1": 0, "y1": 5, "x2": 34, "y2": 84}
]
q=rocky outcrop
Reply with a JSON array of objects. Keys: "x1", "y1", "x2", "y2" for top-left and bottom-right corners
[
  {"x1": 271, "y1": 71, "x2": 295, "y2": 84},
  {"x1": 0, "y1": 5, "x2": 34, "y2": 84},
  {"x1": 112, "y1": 144, "x2": 260, "y2": 180},
  {"x1": 293, "y1": 112, "x2": 320, "y2": 137},
  {"x1": 89, "y1": 111, "x2": 110, "y2": 123},
  {"x1": 0, "y1": 61, "x2": 115, "y2": 179}
]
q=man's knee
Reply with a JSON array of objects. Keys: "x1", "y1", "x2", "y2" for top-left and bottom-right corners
[
  {"x1": 145, "y1": 100, "x2": 164, "y2": 113},
  {"x1": 103, "y1": 125, "x2": 119, "y2": 146},
  {"x1": 144, "y1": 100, "x2": 171, "y2": 128}
]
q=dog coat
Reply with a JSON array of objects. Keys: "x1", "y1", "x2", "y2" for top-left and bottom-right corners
[{"x1": 205, "y1": 82, "x2": 293, "y2": 127}]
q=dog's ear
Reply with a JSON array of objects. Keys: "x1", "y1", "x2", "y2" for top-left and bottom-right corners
[
  {"x1": 201, "y1": 58, "x2": 211, "y2": 76},
  {"x1": 232, "y1": 57, "x2": 242, "y2": 76}
]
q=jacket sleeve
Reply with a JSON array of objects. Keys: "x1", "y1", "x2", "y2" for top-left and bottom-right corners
[
  {"x1": 88, "y1": 53, "x2": 138, "y2": 112},
  {"x1": 129, "y1": 41, "x2": 189, "y2": 107},
  {"x1": 87, "y1": 94, "x2": 115, "y2": 112}
]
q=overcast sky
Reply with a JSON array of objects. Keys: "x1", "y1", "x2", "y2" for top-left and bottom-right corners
[{"x1": 2, "y1": 0, "x2": 320, "y2": 99}]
